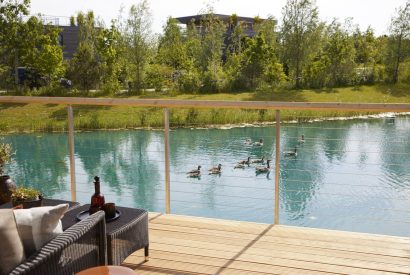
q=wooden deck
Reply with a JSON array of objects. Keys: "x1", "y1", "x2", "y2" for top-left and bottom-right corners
[{"x1": 123, "y1": 213, "x2": 410, "y2": 275}]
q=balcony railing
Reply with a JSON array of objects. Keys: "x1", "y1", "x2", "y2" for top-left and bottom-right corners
[{"x1": 1, "y1": 96, "x2": 410, "y2": 229}]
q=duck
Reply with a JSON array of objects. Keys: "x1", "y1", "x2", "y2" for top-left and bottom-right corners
[
  {"x1": 256, "y1": 160, "x2": 271, "y2": 173},
  {"x1": 251, "y1": 156, "x2": 264, "y2": 164},
  {"x1": 209, "y1": 164, "x2": 222, "y2": 175},
  {"x1": 298, "y1": 134, "x2": 305, "y2": 145},
  {"x1": 253, "y1": 139, "x2": 263, "y2": 146},
  {"x1": 284, "y1": 147, "x2": 298, "y2": 157},
  {"x1": 237, "y1": 157, "x2": 251, "y2": 165},
  {"x1": 186, "y1": 165, "x2": 201, "y2": 178},
  {"x1": 244, "y1": 138, "x2": 253, "y2": 145}
]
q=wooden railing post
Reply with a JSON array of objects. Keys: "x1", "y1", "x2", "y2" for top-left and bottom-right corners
[
  {"x1": 274, "y1": 110, "x2": 280, "y2": 225},
  {"x1": 67, "y1": 105, "x2": 76, "y2": 202},
  {"x1": 164, "y1": 108, "x2": 171, "y2": 214}
]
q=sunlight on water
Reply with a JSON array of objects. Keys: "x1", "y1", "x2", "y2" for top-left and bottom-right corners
[{"x1": 3, "y1": 116, "x2": 410, "y2": 237}]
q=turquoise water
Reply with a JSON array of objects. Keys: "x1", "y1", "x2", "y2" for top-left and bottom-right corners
[{"x1": 3, "y1": 116, "x2": 410, "y2": 237}]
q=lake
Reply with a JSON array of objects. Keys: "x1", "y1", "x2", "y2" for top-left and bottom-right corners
[{"x1": 3, "y1": 115, "x2": 410, "y2": 237}]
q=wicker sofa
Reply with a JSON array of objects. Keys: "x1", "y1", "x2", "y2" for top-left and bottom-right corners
[{"x1": 9, "y1": 211, "x2": 106, "y2": 275}]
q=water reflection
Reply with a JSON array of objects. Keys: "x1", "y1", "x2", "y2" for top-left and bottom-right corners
[
  {"x1": 74, "y1": 131, "x2": 163, "y2": 210},
  {"x1": 2, "y1": 116, "x2": 410, "y2": 237},
  {"x1": 5, "y1": 134, "x2": 69, "y2": 195}
]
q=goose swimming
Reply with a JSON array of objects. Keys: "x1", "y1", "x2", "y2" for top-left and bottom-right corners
[
  {"x1": 234, "y1": 163, "x2": 246, "y2": 169},
  {"x1": 256, "y1": 160, "x2": 271, "y2": 173},
  {"x1": 237, "y1": 157, "x2": 251, "y2": 165},
  {"x1": 284, "y1": 147, "x2": 297, "y2": 157},
  {"x1": 186, "y1": 165, "x2": 201, "y2": 177},
  {"x1": 251, "y1": 156, "x2": 264, "y2": 164},
  {"x1": 253, "y1": 139, "x2": 263, "y2": 146},
  {"x1": 209, "y1": 164, "x2": 222, "y2": 175}
]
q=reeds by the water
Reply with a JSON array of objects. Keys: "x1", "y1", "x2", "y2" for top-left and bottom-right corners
[{"x1": 1, "y1": 84, "x2": 409, "y2": 133}]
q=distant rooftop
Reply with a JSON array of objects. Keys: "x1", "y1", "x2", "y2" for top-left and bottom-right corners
[
  {"x1": 175, "y1": 14, "x2": 263, "y2": 25},
  {"x1": 25, "y1": 15, "x2": 73, "y2": 27}
]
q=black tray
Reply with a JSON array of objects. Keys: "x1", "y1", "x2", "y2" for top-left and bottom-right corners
[{"x1": 76, "y1": 209, "x2": 121, "y2": 223}]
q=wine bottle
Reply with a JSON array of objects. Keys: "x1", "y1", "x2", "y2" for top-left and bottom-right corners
[{"x1": 89, "y1": 176, "x2": 105, "y2": 214}]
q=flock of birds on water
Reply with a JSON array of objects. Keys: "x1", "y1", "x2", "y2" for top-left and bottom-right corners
[{"x1": 186, "y1": 135, "x2": 305, "y2": 178}]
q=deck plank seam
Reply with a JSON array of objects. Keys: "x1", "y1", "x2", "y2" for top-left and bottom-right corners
[
  {"x1": 126, "y1": 253, "x2": 343, "y2": 275},
  {"x1": 149, "y1": 240, "x2": 410, "y2": 274},
  {"x1": 149, "y1": 227, "x2": 410, "y2": 261}
]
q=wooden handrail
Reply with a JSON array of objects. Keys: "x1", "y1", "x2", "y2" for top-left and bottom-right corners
[{"x1": 0, "y1": 96, "x2": 410, "y2": 112}]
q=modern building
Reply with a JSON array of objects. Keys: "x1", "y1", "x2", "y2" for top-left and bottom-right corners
[
  {"x1": 175, "y1": 14, "x2": 264, "y2": 60},
  {"x1": 57, "y1": 25, "x2": 80, "y2": 60},
  {"x1": 36, "y1": 15, "x2": 80, "y2": 60},
  {"x1": 175, "y1": 14, "x2": 261, "y2": 38}
]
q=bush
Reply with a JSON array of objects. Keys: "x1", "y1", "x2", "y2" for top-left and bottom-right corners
[
  {"x1": 101, "y1": 79, "x2": 121, "y2": 96},
  {"x1": 399, "y1": 61, "x2": 410, "y2": 83},
  {"x1": 177, "y1": 69, "x2": 201, "y2": 93},
  {"x1": 26, "y1": 85, "x2": 70, "y2": 97},
  {"x1": 200, "y1": 67, "x2": 227, "y2": 93},
  {"x1": 144, "y1": 64, "x2": 173, "y2": 92}
]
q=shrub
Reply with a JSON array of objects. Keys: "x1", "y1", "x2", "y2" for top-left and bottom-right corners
[
  {"x1": 144, "y1": 64, "x2": 173, "y2": 92},
  {"x1": 200, "y1": 67, "x2": 227, "y2": 93},
  {"x1": 177, "y1": 69, "x2": 201, "y2": 93}
]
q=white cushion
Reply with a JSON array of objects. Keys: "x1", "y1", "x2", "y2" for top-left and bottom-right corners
[
  {"x1": 0, "y1": 209, "x2": 26, "y2": 275},
  {"x1": 13, "y1": 204, "x2": 69, "y2": 256}
]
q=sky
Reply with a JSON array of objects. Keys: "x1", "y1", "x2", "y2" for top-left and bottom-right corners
[{"x1": 29, "y1": 0, "x2": 407, "y2": 35}]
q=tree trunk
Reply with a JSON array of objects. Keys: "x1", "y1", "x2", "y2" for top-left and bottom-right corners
[
  {"x1": 136, "y1": 64, "x2": 141, "y2": 93},
  {"x1": 393, "y1": 35, "x2": 402, "y2": 84},
  {"x1": 295, "y1": 56, "x2": 301, "y2": 89},
  {"x1": 14, "y1": 53, "x2": 19, "y2": 86},
  {"x1": 295, "y1": 42, "x2": 301, "y2": 89}
]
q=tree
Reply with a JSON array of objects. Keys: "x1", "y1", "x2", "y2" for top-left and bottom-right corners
[
  {"x1": 303, "y1": 20, "x2": 356, "y2": 88},
  {"x1": 122, "y1": 0, "x2": 153, "y2": 93},
  {"x1": 226, "y1": 14, "x2": 246, "y2": 55},
  {"x1": 157, "y1": 17, "x2": 187, "y2": 71},
  {"x1": 223, "y1": 14, "x2": 247, "y2": 90},
  {"x1": 184, "y1": 20, "x2": 201, "y2": 68},
  {"x1": 0, "y1": 0, "x2": 30, "y2": 87},
  {"x1": 241, "y1": 33, "x2": 285, "y2": 90},
  {"x1": 198, "y1": 13, "x2": 227, "y2": 92},
  {"x1": 177, "y1": 21, "x2": 202, "y2": 92},
  {"x1": 353, "y1": 27, "x2": 382, "y2": 83},
  {"x1": 354, "y1": 27, "x2": 378, "y2": 66},
  {"x1": 387, "y1": 1, "x2": 410, "y2": 83},
  {"x1": 97, "y1": 21, "x2": 122, "y2": 94},
  {"x1": 66, "y1": 11, "x2": 102, "y2": 91},
  {"x1": 253, "y1": 16, "x2": 278, "y2": 49},
  {"x1": 21, "y1": 16, "x2": 64, "y2": 84},
  {"x1": 322, "y1": 20, "x2": 356, "y2": 87},
  {"x1": 281, "y1": 0, "x2": 320, "y2": 88}
]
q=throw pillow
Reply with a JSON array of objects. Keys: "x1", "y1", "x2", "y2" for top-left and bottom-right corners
[
  {"x1": 13, "y1": 203, "x2": 69, "y2": 256},
  {"x1": 0, "y1": 209, "x2": 26, "y2": 275}
]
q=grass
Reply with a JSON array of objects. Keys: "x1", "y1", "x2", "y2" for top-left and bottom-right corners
[{"x1": 0, "y1": 84, "x2": 409, "y2": 133}]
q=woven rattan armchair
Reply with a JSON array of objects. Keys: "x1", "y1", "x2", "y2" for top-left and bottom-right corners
[{"x1": 9, "y1": 211, "x2": 107, "y2": 275}]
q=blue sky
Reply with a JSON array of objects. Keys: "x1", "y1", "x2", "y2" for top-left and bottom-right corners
[{"x1": 30, "y1": 0, "x2": 406, "y2": 35}]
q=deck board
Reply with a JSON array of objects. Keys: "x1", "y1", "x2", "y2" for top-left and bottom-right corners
[{"x1": 123, "y1": 213, "x2": 410, "y2": 275}]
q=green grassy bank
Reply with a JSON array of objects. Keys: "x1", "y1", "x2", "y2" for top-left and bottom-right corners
[{"x1": 0, "y1": 84, "x2": 409, "y2": 133}]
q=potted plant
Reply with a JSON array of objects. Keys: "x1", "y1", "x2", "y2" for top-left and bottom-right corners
[
  {"x1": 0, "y1": 141, "x2": 16, "y2": 204},
  {"x1": 11, "y1": 187, "x2": 43, "y2": 208}
]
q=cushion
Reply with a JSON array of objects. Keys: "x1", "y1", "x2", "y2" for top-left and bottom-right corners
[
  {"x1": 13, "y1": 203, "x2": 69, "y2": 256},
  {"x1": 0, "y1": 209, "x2": 26, "y2": 275}
]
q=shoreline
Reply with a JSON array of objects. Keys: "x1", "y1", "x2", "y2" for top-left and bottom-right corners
[{"x1": 1, "y1": 112, "x2": 409, "y2": 135}]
